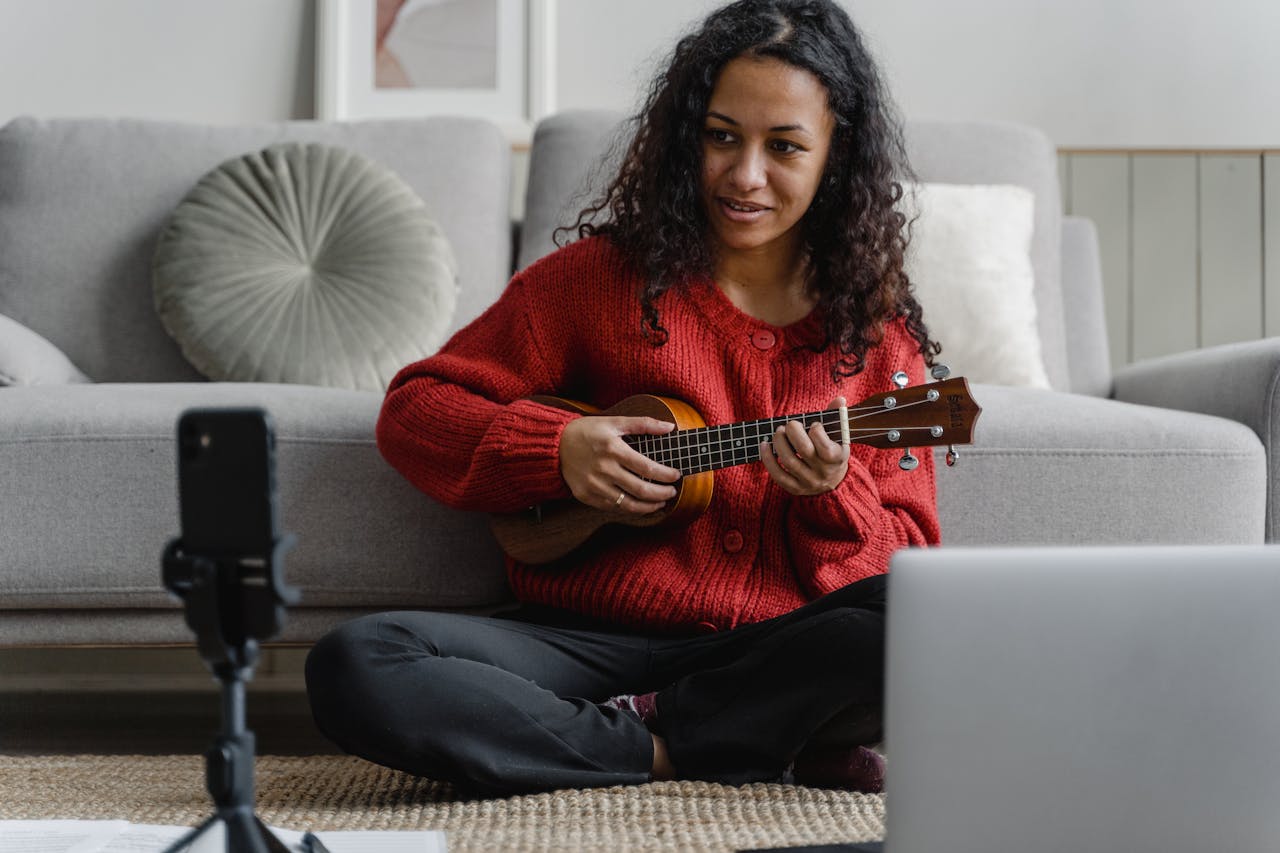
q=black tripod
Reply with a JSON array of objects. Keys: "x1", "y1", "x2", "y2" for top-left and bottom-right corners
[{"x1": 160, "y1": 534, "x2": 299, "y2": 853}]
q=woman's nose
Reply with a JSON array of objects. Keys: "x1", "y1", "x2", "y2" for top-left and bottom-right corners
[{"x1": 727, "y1": 146, "x2": 767, "y2": 191}]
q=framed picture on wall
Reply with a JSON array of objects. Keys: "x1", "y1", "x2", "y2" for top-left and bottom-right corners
[{"x1": 317, "y1": 0, "x2": 556, "y2": 144}]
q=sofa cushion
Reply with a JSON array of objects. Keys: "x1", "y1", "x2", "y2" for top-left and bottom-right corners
[
  {"x1": 0, "y1": 313, "x2": 91, "y2": 386},
  {"x1": 903, "y1": 182, "x2": 1049, "y2": 388},
  {"x1": 0, "y1": 384, "x2": 510, "y2": 615},
  {"x1": 0, "y1": 116, "x2": 511, "y2": 383},
  {"x1": 906, "y1": 121, "x2": 1068, "y2": 392},
  {"x1": 153, "y1": 142, "x2": 457, "y2": 391}
]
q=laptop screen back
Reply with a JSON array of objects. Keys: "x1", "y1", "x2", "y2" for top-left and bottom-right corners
[{"x1": 884, "y1": 544, "x2": 1280, "y2": 853}]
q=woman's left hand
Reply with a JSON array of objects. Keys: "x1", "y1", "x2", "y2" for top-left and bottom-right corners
[{"x1": 759, "y1": 397, "x2": 850, "y2": 496}]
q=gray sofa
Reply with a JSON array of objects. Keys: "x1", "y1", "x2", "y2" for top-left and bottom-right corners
[{"x1": 0, "y1": 112, "x2": 1269, "y2": 647}]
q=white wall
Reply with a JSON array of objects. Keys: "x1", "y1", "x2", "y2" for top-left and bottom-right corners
[
  {"x1": 556, "y1": 0, "x2": 1280, "y2": 148},
  {"x1": 848, "y1": 0, "x2": 1280, "y2": 148},
  {"x1": 1, "y1": 0, "x2": 1276, "y2": 144},
  {"x1": 0, "y1": 0, "x2": 314, "y2": 124}
]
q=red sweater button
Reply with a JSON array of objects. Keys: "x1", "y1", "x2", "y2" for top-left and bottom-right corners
[
  {"x1": 751, "y1": 329, "x2": 776, "y2": 350},
  {"x1": 723, "y1": 529, "x2": 744, "y2": 553}
]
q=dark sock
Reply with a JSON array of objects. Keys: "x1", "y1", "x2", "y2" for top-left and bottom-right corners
[{"x1": 788, "y1": 744, "x2": 885, "y2": 793}]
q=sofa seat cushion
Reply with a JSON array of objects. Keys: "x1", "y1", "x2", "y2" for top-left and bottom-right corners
[
  {"x1": 153, "y1": 142, "x2": 458, "y2": 392},
  {"x1": 936, "y1": 385, "x2": 1267, "y2": 544},
  {"x1": 0, "y1": 384, "x2": 509, "y2": 612}
]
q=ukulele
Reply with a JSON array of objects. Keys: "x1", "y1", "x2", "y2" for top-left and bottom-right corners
[{"x1": 490, "y1": 368, "x2": 980, "y2": 564}]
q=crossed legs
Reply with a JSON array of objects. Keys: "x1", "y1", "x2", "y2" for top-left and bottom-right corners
[{"x1": 305, "y1": 574, "x2": 887, "y2": 794}]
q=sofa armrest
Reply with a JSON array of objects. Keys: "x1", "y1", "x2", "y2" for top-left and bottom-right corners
[
  {"x1": 1061, "y1": 216, "x2": 1112, "y2": 398},
  {"x1": 0, "y1": 313, "x2": 91, "y2": 386},
  {"x1": 1112, "y1": 338, "x2": 1280, "y2": 539}
]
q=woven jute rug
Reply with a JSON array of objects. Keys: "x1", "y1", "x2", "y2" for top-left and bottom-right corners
[{"x1": 0, "y1": 754, "x2": 884, "y2": 851}]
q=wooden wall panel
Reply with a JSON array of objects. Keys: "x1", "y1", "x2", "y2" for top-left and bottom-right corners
[
  {"x1": 1131, "y1": 156, "x2": 1199, "y2": 360},
  {"x1": 1068, "y1": 155, "x2": 1131, "y2": 367},
  {"x1": 1199, "y1": 155, "x2": 1263, "y2": 347},
  {"x1": 1061, "y1": 150, "x2": 1276, "y2": 368}
]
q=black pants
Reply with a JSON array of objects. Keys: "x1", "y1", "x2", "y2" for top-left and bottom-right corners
[{"x1": 305, "y1": 574, "x2": 886, "y2": 795}]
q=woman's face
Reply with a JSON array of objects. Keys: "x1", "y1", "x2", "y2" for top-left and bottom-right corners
[{"x1": 700, "y1": 55, "x2": 836, "y2": 263}]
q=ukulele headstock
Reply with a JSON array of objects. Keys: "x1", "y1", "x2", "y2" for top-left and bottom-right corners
[{"x1": 848, "y1": 369, "x2": 981, "y2": 468}]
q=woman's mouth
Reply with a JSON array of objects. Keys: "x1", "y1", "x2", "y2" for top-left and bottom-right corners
[{"x1": 719, "y1": 197, "x2": 770, "y2": 223}]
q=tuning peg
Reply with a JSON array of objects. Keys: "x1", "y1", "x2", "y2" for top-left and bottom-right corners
[
  {"x1": 891, "y1": 371, "x2": 909, "y2": 389},
  {"x1": 946, "y1": 446, "x2": 959, "y2": 467},
  {"x1": 930, "y1": 364, "x2": 951, "y2": 381},
  {"x1": 898, "y1": 449, "x2": 919, "y2": 471}
]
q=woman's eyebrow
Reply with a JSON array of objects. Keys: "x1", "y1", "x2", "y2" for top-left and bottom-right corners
[{"x1": 705, "y1": 111, "x2": 809, "y2": 135}]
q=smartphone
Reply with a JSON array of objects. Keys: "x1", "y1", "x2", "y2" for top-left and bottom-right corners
[{"x1": 176, "y1": 407, "x2": 279, "y2": 559}]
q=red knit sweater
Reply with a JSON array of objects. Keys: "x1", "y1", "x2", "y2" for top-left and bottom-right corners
[{"x1": 377, "y1": 237, "x2": 940, "y2": 633}]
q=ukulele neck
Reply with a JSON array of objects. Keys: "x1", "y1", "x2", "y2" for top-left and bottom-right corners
[{"x1": 624, "y1": 409, "x2": 848, "y2": 476}]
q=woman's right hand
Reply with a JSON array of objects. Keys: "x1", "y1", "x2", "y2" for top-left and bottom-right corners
[{"x1": 559, "y1": 416, "x2": 682, "y2": 514}]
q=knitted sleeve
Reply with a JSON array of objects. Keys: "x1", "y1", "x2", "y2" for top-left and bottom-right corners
[
  {"x1": 784, "y1": 324, "x2": 942, "y2": 595},
  {"x1": 375, "y1": 270, "x2": 579, "y2": 512}
]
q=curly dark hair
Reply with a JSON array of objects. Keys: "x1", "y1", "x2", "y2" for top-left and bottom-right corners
[{"x1": 560, "y1": 0, "x2": 939, "y2": 380}]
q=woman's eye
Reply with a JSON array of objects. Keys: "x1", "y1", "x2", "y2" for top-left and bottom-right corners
[
  {"x1": 771, "y1": 140, "x2": 802, "y2": 154},
  {"x1": 705, "y1": 128, "x2": 734, "y2": 144}
]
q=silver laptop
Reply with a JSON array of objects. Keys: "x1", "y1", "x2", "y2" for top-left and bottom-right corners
[{"x1": 884, "y1": 544, "x2": 1280, "y2": 853}]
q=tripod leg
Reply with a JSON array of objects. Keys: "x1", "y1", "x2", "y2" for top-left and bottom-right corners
[
  {"x1": 222, "y1": 808, "x2": 294, "y2": 852},
  {"x1": 252, "y1": 815, "x2": 297, "y2": 852},
  {"x1": 157, "y1": 811, "x2": 293, "y2": 853},
  {"x1": 159, "y1": 814, "x2": 220, "y2": 853}
]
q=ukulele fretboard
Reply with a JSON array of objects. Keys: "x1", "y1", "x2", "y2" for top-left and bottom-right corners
[
  {"x1": 624, "y1": 411, "x2": 843, "y2": 476},
  {"x1": 622, "y1": 391, "x2": 957, "y2": 476}
]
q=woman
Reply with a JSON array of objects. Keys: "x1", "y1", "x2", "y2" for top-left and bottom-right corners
[{"x1": 306, "y1": 0, "x2": 940, "y2": 796}]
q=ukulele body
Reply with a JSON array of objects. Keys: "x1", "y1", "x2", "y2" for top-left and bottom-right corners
[{"x1": 488, "y1": 394, "x2": 714, "y2": 564}]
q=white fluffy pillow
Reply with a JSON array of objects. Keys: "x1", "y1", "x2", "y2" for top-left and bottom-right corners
[
  {"x1": 902, "y1": 183, "x2": 1050, "y2": 389},
  {"x1": 0, "y1": 313, "x2": 91, "y2": 386}
]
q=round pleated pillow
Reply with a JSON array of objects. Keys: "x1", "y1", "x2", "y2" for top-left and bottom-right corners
[{"x1": 153, "y1": 142, "x2": 457, "y2": 391}]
